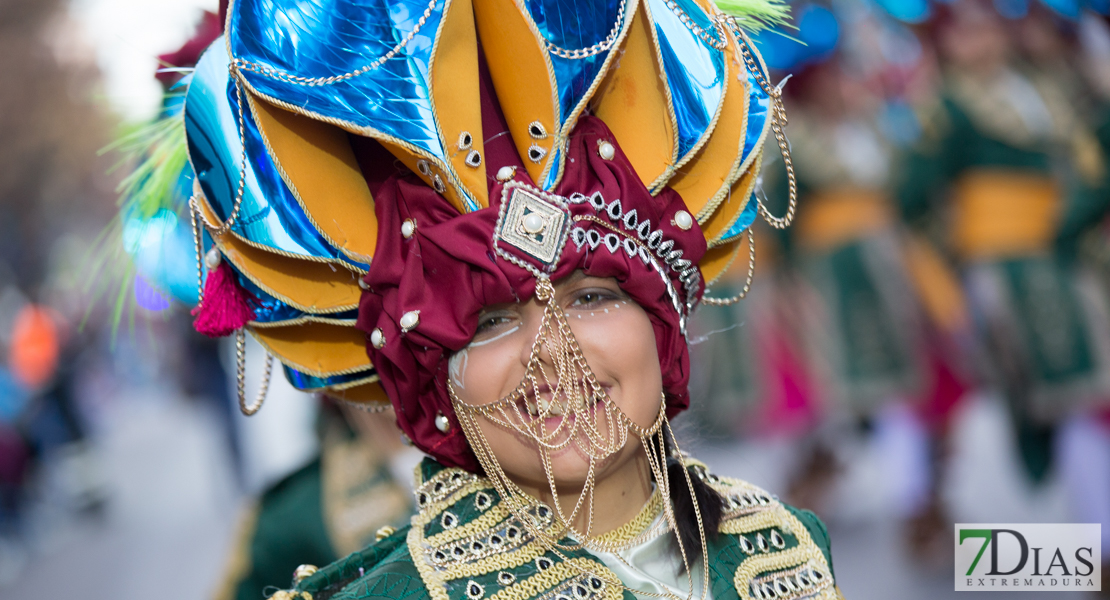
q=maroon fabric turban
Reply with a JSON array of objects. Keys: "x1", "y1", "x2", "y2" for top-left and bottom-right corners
[{"x1": 355, "y1": 111, "x2": 707, "y2": 472}]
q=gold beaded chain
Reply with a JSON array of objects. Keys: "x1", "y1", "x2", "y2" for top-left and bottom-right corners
[{"x1": 448, "y1": 276, "x2": 711, "y2": 600}]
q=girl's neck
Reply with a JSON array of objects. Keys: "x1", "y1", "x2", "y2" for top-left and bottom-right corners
[{"x1": 521, "y1": 449, "x2": 655, "y2": 537}]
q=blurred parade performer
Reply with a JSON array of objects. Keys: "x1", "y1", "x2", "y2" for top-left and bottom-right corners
[
  {"x1": 770, "y1": 51, "x2": 972, "y2": 561},
  {"x1": 898, "y1": 0, "x2": 1110, "y2": 507},
  {"x1": 216, "y1": 400, "x2": 416, "y2": 600},
  {"x1": 110, "y1": 0, "x2": 852, "y2": 595}
]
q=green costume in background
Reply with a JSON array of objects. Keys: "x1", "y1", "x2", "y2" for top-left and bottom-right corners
[
  {"x1": 897, "y1": 66, "x2": 1110, "y2": 481},
  {"x1": 217, "y1": 413, "x2": 414, "y2": 600}
]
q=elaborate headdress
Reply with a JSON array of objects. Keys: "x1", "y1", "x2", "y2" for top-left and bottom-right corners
[{"x1": 146, "y1": 0, "x2": 797, "y2": 579}]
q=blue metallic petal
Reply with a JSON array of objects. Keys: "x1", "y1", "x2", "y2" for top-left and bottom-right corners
[
  {"x1": 186, "y1": 39, "x2": 369, "y2": 270},
  {"x1": 284, "y1": 365, "x2": 378, "y2": 391},
  {"x1": 230, "y1": 0, "x2": 444, "y2": 161},
  {"x1": 236, "y1": 276, "x2": 359, "y2": 323},
  {"x1": 527, "y1": 0, "x2": 623, "y2": 122},
  {"x1": 738, "y1": 59, "x2": 771, "y2": 170},
  {"x1": 716, "y1": 189, "x2": 758, "y2": 243},
  {"x1": 645, "y1": 0, "x2": 725, "y2": 162}
]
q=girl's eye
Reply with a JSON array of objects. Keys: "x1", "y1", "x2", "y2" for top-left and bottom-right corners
[
  {"x1": 476, "y1": 314, "x2": 513, "y2": 334},
  {"x1": 570, "y1": 289, "x2": 618, "y2": 307}
]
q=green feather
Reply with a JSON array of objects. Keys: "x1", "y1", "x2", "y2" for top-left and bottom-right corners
[
  {"x1": 715, "y1": 0, "x2": 791, "y2": 31},
  {"x1": 85, "y1": 95, "x2": 191, "y2": 337}
]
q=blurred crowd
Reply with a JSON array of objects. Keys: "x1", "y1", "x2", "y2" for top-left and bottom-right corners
[
  {"x1": 688, "y1": 0, "x2": 1110, "y2": 580},
  {"x1": 0, "y1": 0, "x2": 1109, "y2": 597}
]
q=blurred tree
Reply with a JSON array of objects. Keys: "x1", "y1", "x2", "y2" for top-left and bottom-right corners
[{"x1": 0, "y1": 0, "x2": 116, "y2": 294}]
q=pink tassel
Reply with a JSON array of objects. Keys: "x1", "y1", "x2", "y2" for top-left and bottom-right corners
[{"x1": 191, "y1": 262, "x2": 256, "y2": 338}]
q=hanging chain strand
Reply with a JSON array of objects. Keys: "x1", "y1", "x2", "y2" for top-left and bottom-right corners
[
  {"x1": 191, "y1": 79, "x2": 250, "y2": 238},
  {"x1": 235, "y1": 329, "x2": 273, "y2": 416},
  {"x1": 544, "y1": 0, "x2": 627, "y2": 59},
  {"x1": 701, "y1": 227, "x2": 756, "y2": 306},
  {"x1": 721, "y1": 18, "x2": 797, "y2": 230},
  {"x1": 231, "y1": 0, "x2": 438, "y2": 87}
]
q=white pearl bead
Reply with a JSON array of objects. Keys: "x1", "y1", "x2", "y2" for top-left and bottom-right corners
[
  {"x1": 673, "y1": 210, "x2": 693, "y2": 230},
  {"x1": 522, "y1": 213, "x2": 544, "y2": 234},
  {"x1": 399, "y1": 310, "x2": 420, "y2": 331},
  {"x1": 496, "y1": 166, "x2": 516, "y2": 182},
  {"x1": 358, "y1": 278, "x2": 370, "y2": 290},
  {"x1": 204, "y1": 248, "x2": 222, "y2": 269},
  {"x1": 598, "y1": 141, "x2": 615, "y2": 160},
  {"x1": 370, "y1": 328, "x2": 385, "y2": 348},
  {"x1": 401, "y1": 219, "x2": 417, "y2": 239},
  {"x1": 435, "y1": 413, "x2": 450, "y2": 433}
]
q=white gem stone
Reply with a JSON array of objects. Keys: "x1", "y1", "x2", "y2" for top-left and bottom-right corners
[
  {"x1": 598, "y1": 141, "x2": 615, "y2": 160},
  {"x1": 435, "y1": 413, "x2": 450, "y2": 433},
  {"x1": 523, "y1": 213, "x2": 544, "y2": 234},
  {"x1": 496, "y1": 166, "x2": 516, "y2": 182},
  {"x1": 674, "y1": 210, "x2": 693, "y2": 230},
  {"x1": 370, "y1": 328, "x2": 385, "y2": 348},
  {"x1": 401, "y1": 219, "x2": 417, "y2": 239},
  {"x1": 204, "y1": 248, "x2": 221, "y2": 269},
  {"x1": 400, "y1": 310, "x2": 420, "y2": 331}
]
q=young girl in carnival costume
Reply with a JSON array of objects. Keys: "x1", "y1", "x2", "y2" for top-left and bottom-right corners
[{"x1": 162, "y1": 0, "x2": 844, "y2": 597}]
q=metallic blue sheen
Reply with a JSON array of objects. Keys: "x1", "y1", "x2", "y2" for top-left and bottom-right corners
[
  {"x1": 739, "y1": 62, "x2": 771, "y2": 171},
  {"x1": 238, "y1": 83, "x2": 370, "y2": 270},
  {"x1": 715, "y1": 65, "x2": 770, "y2": 244},
  {"x1": 542, "y1": 147, "x2": 562, "y2": 191},
  {"x1": 230, "y1": 0, "x2": 445, "y2": 162},
  {"x1": 527, "y1": 0, "x2": 623, "y2": 123},
  {"x1": 186, "y1": 40, "x2": 368, "y2": 269},
  {"x1": 284, "y1": 365, "x2": 378, "y2": 391},
  {"x1": 238, "y1": 277, "x2": 360, "y2": 322},
  {"x1": 645, "y1": 0, "x2": 725, "y2": 162},
  {"x1": 716, "y1": 191, "x2": 758, "y2": 243}
]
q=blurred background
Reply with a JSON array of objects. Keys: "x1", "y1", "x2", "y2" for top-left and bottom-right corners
[{"x1": 0, "y1": 0, "x2": 1108, "y2": 597}]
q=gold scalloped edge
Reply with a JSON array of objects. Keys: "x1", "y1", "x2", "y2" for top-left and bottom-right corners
[
  {"x1": 242, "y1": 91, "x2": 377, "y2": 266},
  {"x1": 247, "y1": 325, "x2": 372, "y2": 379}
]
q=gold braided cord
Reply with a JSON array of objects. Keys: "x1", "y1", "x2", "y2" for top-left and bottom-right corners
[
  {"x1": 189, "y1": 195, "x2": 207, "y2": 305},
  {"x1": 192, "y1": 79, "x2": 250, "y2": 238}
]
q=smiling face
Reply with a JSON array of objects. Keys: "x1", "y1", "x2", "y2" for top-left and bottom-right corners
[{"x1": 447, "y1": 271, "x2": 664, "y2": 496}]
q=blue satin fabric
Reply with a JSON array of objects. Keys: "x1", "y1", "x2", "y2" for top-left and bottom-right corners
[
  {"x1": 528, "y1": 0, "x2": 624, "y2": 124},
  {"x1": 645, "y1": 0, "x2": 724, "y2": 163},
  {"x1": 229, "y1": 0, "x2": 446, "y2": 166},
  {"x1": 186, "y1": 40, "x2": 369, "y2": 269},
  {"x1": 284, "y1": 365, "x2": 378, "y2": 391}
]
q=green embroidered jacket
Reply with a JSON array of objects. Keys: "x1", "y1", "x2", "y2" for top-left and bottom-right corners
[{"x1": 280, "y1": 459, "x2": 841, "y2": 600}]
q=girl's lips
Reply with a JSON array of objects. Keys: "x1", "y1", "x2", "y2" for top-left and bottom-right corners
[{"x1": 516, "y1": 382, "x2": 612, "y2": 418}]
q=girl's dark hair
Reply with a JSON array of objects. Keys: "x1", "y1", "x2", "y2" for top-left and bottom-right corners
[{"x1": 655, "y1": 429, "x2": 724, "y2": 563}]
